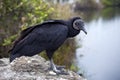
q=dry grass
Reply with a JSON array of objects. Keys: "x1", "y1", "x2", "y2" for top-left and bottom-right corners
[{"x1": 50, "y1": 4, "x2": 76, "y2": 19}]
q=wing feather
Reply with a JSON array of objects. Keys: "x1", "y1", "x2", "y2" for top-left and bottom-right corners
[
  {"x1": 11, "y1": 22, "x2": 68, "y2": 54},
  {"x1": 8, "y1": 20, "x2": 67, "y2": 52}
]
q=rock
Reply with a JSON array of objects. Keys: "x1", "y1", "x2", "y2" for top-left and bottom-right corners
[{"x1": 0, "y1": 55, "x2": 85, "y2": 80}]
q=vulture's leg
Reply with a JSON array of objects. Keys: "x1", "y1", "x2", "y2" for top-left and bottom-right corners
[
  {"x1": 50, "y1": 59, "x2": 61, "y2": 73},
  {"x1": 46, "y1": 50, "x2": 67, "y2": 74}
]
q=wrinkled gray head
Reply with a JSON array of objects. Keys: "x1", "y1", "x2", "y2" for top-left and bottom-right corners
[{"x1": 72, "y1": 17, "x2": 87, "y2": 34}]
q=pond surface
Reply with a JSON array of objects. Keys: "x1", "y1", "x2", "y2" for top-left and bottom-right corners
[{"x1": 76, "y1": 8, "x2": 120, "y2": 80}]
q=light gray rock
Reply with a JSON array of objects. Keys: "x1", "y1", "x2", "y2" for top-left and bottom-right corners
[{"x1": 0, "y1": 55, "x2": 85, "y2": 80}]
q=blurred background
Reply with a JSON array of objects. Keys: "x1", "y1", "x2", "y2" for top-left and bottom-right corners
[{"x1": 0, "y1": 0, "x2": 120, "y2": 80}]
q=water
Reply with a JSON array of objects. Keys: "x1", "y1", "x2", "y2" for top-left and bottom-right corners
[{"x1": 76, "y1": 8, "x2": 120, "y2": 80}]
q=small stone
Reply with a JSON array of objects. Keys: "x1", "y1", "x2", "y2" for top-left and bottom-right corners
[
  {"x1": 27, "y1": 60, "x2": 31, "y2": 63},
  {"x1": 49, "y1": 71, "x2": 57, "y2": 75}
]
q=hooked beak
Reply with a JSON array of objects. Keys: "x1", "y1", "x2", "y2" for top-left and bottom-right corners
[
  {"x1": 79, "y1": 20, "x2": 87, "y2": 34},
  {"x1": 82, "y1": 27, "x2": 87, "y2": 34}
]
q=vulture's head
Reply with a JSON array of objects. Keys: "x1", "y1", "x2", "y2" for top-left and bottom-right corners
[
  {"x1": 67, "y1": 17, "x2": 87, "y2": 37},
  {"x1": 72, "y1": 17, "x2": 87, "y2": 34}
]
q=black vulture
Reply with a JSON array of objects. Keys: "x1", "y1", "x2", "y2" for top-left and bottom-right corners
[{"x1": 9, "y1": 17, "x2": 87, "y2": 74}]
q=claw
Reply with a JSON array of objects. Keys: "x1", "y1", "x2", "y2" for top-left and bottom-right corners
[
  {"x1": 56, "y1": 65, "x2": 66, "y2": 70},
  {"x1": 53, "y1": 69, "x2": 68, "y2": 75}
]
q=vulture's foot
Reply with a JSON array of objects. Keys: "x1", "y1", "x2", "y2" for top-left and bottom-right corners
[{"x1": 56, "y1": 65, "x2": 65, "y2": 70}]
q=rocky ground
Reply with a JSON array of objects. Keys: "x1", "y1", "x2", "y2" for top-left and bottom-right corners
[{"x1": 0, "y1": 55, "x2": 85, "y2": 80}]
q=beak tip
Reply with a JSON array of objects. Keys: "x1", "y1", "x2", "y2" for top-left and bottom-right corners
[
  {"x1": 82, "y1": 30, "x2": 87, "y2": 35},
  {"x1": 81, "y1": 26, "x2": 87, "y2": 35}
]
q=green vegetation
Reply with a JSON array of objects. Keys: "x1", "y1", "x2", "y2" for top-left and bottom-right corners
[
  {"x1": 101, "y1": 7, "x2": 120, "y2": 20},
  {"x1": 0, "y1": 0, "x2": 54, "y2": 57},
  {"x1": 0, "y1": 0, "x2": 54, "y2": 25},
  {"x1": 101, "y1": 0, "x2": 120, "y2": 7}
]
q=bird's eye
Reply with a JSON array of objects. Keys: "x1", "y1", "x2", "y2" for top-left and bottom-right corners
[{"x1": 75, "y1": 22, "x2": 80, "y2": 26}]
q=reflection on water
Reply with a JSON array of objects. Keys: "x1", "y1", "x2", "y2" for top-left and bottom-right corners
[{"x1": 76, "y1": 8, "x2": 120, "y2": 80}]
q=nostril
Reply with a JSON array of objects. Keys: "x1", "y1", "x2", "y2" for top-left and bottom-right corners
[{"x1": 81, "y1": 22, "x2": 84, "y2": 26}]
